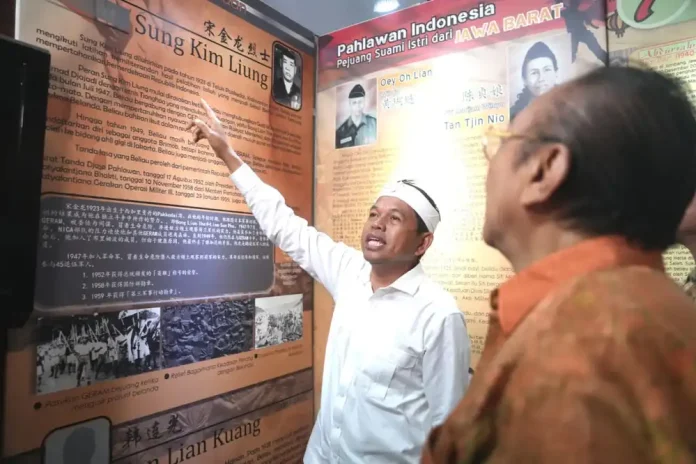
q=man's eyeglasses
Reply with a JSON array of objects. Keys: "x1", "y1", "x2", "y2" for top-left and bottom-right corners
[
  {"x1": 481, "y1": 126, "x2": 559, "y2": 161},
  {"x1": 481, "y1": 126, "x2": 525, "y2": 161}
]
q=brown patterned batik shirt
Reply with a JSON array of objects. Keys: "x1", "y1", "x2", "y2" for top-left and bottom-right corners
[{"x1": 422, "y1": 236, "x2": 696, "y2": 464}]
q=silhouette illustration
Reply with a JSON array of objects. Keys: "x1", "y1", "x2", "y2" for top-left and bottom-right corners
[
  {"x1": 556, "y1": 0, "x2": 608, "y2": 64},
  {"x1": 62, "y1": 426, "x2": 96, "y2": 464}
]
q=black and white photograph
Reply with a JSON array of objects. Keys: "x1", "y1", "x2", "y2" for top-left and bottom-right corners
[
  {"x1": 43, "y1": 417, "x2": 111, "y2": 464},
  {"x1": 161, "y1": 300, "x2": 254, "y2": 368},
  {"x1": 271, "y1": 42, "x2": 302, "y2": 110},
  {"x1": 508, "y1": 25, "x2": 606, "y2": 121},
  {"x1": 36, "y1": 308, "x2": 162, "y2": 395},
  {"x1": 335, "y1": 78, "x2": 378, "y2": 149},
  {"x1": 507, "y1": 34, "x2": 568, "y2": 121},
  {"x1": 254, "y1": 294, "x2": 304, "y2": 349}
]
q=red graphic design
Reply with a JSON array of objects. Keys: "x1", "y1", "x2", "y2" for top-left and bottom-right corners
[
  {"x1": 318, "y1": 0, "x2": 571, "y2": 90},
  {"x1": 635, "y1": 0, "x2": 656, "y2": 22}
]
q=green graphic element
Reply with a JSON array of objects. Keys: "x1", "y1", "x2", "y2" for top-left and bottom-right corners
[{"x1": 617, "y1": 0, "x2": 696, "y2": 29}]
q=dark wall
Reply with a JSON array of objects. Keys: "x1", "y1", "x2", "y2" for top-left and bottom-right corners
[{"x1": 0, "y1": 0, "x2": 15, "y2": 36}]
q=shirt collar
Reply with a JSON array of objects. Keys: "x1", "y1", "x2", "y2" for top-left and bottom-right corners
[
  {"x1": 390, "y1": 263, "x2": 426, "y2": 295},
  {"x1": 347, "y1": 115, "x2": 366, "y2": 129},
  {"x1": 364, "y1": 263, "x2": 426, "y2": 296},
  {"x1": 494, "y1": 235, "x2": 664, "y2": 335}
]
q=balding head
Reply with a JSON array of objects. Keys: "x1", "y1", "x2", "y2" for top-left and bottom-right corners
[
  {"x1": 485, "y1": 66, "x2": 696, "y2": 258},
  {"x1": 534, "y1": 67, "x2": 696, "y2": 249}
]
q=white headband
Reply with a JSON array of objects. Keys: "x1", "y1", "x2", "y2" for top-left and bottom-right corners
[{"x1": 378, "y1": 180, "x2": 441, "y2": 232}]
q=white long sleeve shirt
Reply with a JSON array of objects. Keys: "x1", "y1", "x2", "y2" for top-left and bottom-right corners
[{"x1": 230, "y1": 165, "x2": 471, "y2": 464}]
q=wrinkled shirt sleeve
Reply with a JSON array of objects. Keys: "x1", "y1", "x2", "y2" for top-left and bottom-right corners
[
  {"x1": 423, "y1": 311, "x2": 470, "y2": 427},
  {"x1": 230, "y1": 164, "x2": 365, "y2": 297}
]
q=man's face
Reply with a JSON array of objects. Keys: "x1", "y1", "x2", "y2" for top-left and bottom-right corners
[
  {"x1": 524, "y1": 57, "x2": 557, "y2": 97},
  {"x1": 349, "y1": 96, "x2": 365, "y2": 119},
  {"x1": 482, "y1": 93, "x2": 550, "y2": 250},
  {"x1": 282, "y1": 55, "x2": 296, "y2": 82},
  {"x1": 360, "y1": 196, "x2": 427, "y2": 264}
]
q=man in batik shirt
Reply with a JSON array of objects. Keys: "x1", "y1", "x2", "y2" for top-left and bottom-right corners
[{"x1": 422, "y1": 67, "x2": 696, "y2": 463}]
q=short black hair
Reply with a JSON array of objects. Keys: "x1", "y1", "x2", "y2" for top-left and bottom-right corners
[
  {"x1": 531, "y1": 66, "x2": 696, "y2": 250},
  {"x1": 280, "y1": 49, "x2": 296, "y2": 64},
  {"x1": 522, "y1": 41, "x2": 558, "y2": 78},
  {"x1": 399, "y1": 180, "x2": 440, "y2": 234}
]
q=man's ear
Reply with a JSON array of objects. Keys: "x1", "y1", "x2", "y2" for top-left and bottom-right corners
[
  {"x1": 519, "y1": 143, "x2": 571, "y2": 207},
  {"x1": 416, "y1": 233, "x2": 434, "y2": 258}
]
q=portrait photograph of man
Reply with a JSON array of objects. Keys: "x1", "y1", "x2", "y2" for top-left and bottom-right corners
[
  {"x1": 335, "y1": 78, "x2": 378, "y2": 149},
  {"x1": 508, "y1": 38, "x2": 564, "y2": 121},
  {"x1": 43, "y1": 417, "x2": 110, "y2": 464},
  {"x1": 508, "y1": 31, "x2": 604, "y2": 121},
  {"x1": 271, "y1": 42, "x2": 302, "y2": 110}
]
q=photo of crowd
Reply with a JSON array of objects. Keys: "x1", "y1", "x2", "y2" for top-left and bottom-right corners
[
  {"x1": 36, "y1": 308, "x2": 161, "y2": 394},
  {"x1": 254, "y1": 294, "x2": 304, "y2": 349},
  {"x1": 161, "y1": 300, "x2": 254, "y2": 368}
]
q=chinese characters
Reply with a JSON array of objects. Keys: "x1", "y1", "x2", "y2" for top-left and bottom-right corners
[
  {"x1": 35, "y1": 198, "x2": 275, "y2": 308},
  {"x1": 462, "y1": 83, "x2": 504, "y2": 103},
  {"x1": 381, "y1": 90, "x2": 417, "y2": 109},
  {"x1": 202, "y1": 20, "x2": 269, "y2": 62}
]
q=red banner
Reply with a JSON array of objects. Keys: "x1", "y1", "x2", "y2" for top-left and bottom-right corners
[{"x1": 318, "y1": 0, "x2": 607, "y2": 90}]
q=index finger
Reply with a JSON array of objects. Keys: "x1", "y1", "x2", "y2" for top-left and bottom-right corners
[{"x1": 201, "y1": 98, "x2": 218, "y2": 121}]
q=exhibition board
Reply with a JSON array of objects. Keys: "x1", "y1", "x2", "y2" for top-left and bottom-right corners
[
  {"x1": 313, "y1": 0, "x2": 696, "y2": 402},
  {"x1": 314, "y1": 0, "x2": 608, "y2": 384},
  {"x1": 3, "y1": 0, "x2": 315, "y2": 462}
]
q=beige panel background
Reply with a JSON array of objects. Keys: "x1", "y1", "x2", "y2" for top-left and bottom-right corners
[
  {"x1": 312, "y1": 5, "x2": 696, "y2": 413},
  {"x1": 314, "y1": 21, "x2": 608, "y2": 408}
]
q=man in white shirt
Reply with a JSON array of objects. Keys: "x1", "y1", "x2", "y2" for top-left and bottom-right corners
[{"x1": 188, "y1": 100, "x2": 471, "y2": 463}]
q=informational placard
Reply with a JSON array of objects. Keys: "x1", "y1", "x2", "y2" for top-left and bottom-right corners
[
  {"x1": 606, "y1": 0, "x2": 696, "y2": 283},
  {"x1": 3, "y1": 0, "x2": 315, "y2": 462},
  {"x1": 314, "y1": 0, "x2": 608, "y2": 382}
]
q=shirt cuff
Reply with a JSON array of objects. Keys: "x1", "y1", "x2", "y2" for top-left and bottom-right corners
[{"x1": 229, "y1": 164, "x2": 261, "y2": 196}]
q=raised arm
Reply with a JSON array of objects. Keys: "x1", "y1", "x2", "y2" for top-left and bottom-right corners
[{"x1": 188, "y1": 99, "x2": 365, "y2": 297}]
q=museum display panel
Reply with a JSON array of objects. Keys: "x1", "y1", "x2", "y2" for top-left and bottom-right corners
[
  {"x1": 3, "y1": 1, "x2": 316, "y2": 462},
  {"x1": 314, "y1": 0, "x2": 608, "y2": 377}
]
